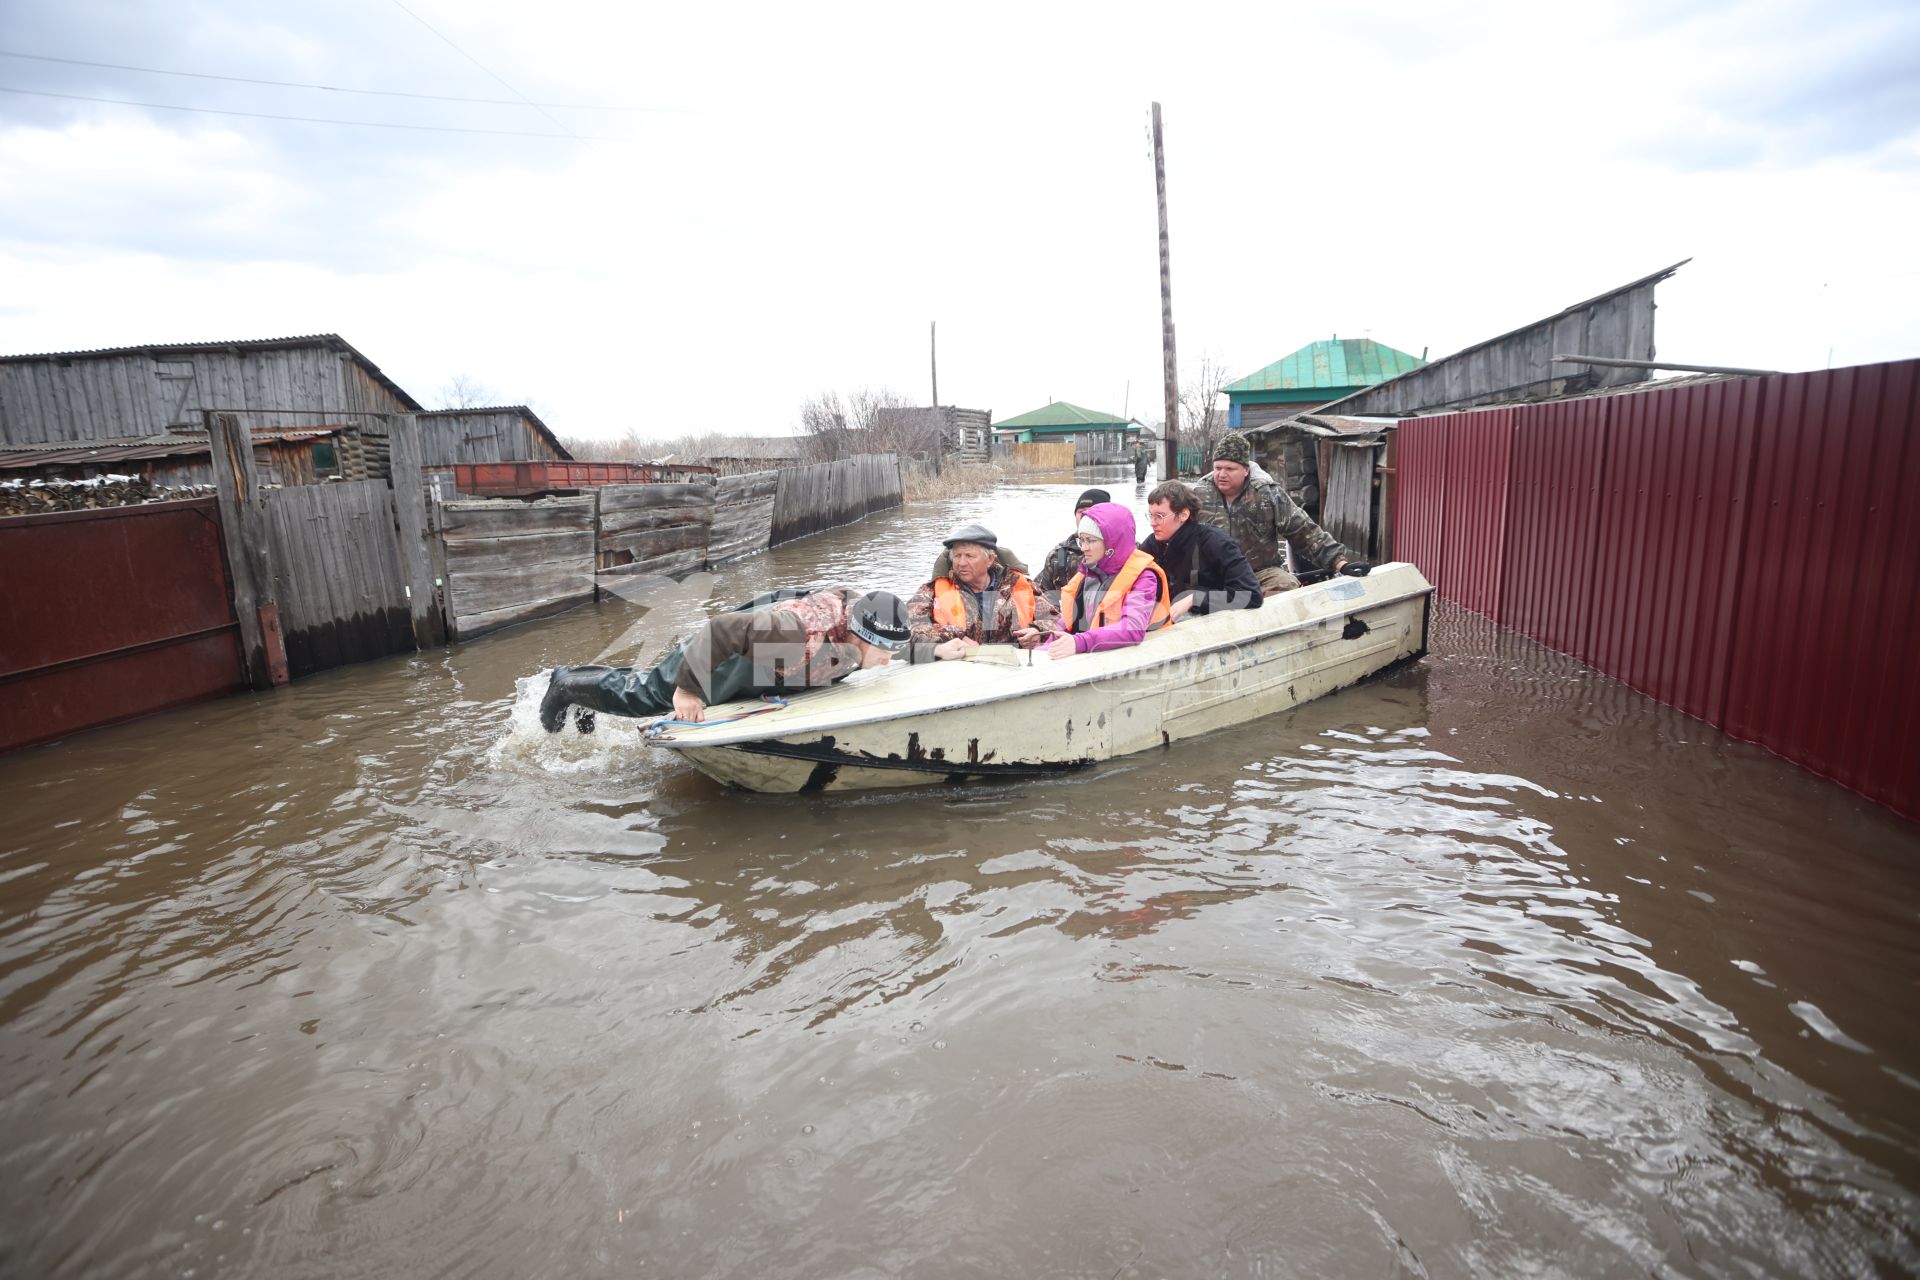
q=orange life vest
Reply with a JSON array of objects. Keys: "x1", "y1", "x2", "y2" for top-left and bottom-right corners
[
  {"x1": 1058, "y1": 551, "x2": 1172, "y2": 635},
  {"x1": 931, "y1": 573, "x2": 1036, "y2": 632}
]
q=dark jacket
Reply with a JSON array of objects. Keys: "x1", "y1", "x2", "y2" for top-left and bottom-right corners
[
  {"x1": 1035, "y1": 533, "x2": 1083, "y2": 598},
  {"x1": 1139, "y1": 518, "x2": 1263, "y2": 616}
]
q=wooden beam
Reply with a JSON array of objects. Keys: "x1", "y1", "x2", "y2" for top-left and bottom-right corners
[
  {"x1": 385, "y1": 413, "x2": 445, "y2": 649},
  {"x1": 1552, "y1": 354, "x2": 1779, "y2": 377},
  {"x1": 205, "y1": 410, "x2": 288, "y2": 688},
  {"x1": 1152, "y1": 102, "x2": 1179, "y2": 475}
]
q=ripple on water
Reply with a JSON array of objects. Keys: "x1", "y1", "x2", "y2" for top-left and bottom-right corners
[{"x1": 2, "y1": 488, "x2": 1919, "y2": 1277}]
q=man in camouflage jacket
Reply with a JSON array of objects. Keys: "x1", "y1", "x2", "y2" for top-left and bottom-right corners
[
  {"x1": 906, "y1": 523, "x2": 1056, "y2": 660},
  {"x1": 1192, "y1": 433, "x2": 1369, "y2": 593}
]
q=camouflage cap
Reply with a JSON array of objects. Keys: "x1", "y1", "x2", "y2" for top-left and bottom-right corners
[{"x1": 1213, "y1": 433, "x2": 1252, "y2": 466}]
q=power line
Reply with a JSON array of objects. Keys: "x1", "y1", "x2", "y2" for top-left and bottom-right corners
[
  {"x1": 0, "y1": 49, "x2": 680, "y2": 112},
  {"x1": 385, "y1": 0, "x2": 577, "y2": 139},
  {"x1": 0, "y1": 85, "x2": 616, "y2": 139}
]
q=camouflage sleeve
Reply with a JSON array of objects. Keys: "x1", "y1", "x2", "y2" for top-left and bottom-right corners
[
  {"x1": 1034, "y1": 542, "x2": 1074, "y2": 594},
  {"x1": 1026, "y1": 577, "x2": 1058, "y2": 630},
  {"x1": 1271, "y1": 487, "x2": 1353, "y2": 573},
  {"x1": 906, "y1": 581, "x2": 942, "y2": 643}
]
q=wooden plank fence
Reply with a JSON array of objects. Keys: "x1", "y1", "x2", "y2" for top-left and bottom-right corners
[
  {"x1": 262, "y1": 481, "x2": 415, "y2": 677},
  {"x1": 597, "y1": 481, "x2": 714, "y2": 580},
  {"x1": 441, "y1": 496, "x2": 596, "y2": 640},
  {"x1": 771, "y1": 454, "x2": 901, "y2": 544},
  {"x1": 710, "y1": 470, "x2": 778, "y2": 564},
  {"x1": 1010, "y1": 442, "x2": 1074, "y2": 471}
]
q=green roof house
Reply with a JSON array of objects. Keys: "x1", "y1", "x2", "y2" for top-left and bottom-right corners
[
  {"x1": 994, "y1": 400, "x2": 1139, "y2": 461},
  {"x1": 1224, "y1": 338, "x2": 1426, "y2": 430}
]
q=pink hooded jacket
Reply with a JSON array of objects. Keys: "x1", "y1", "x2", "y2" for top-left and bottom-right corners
[{"x1": 1054, "y1": 502, "x2": 1159, "y2": 654}]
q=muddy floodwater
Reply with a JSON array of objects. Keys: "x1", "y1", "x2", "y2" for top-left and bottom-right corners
[{"x1": 3, "y1": 471, "x2": 1918, "y2": 1278}]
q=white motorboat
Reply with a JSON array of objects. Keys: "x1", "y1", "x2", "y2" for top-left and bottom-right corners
[{"x1": 647, "y1": 562, "x2": 1433, "y2": 792}]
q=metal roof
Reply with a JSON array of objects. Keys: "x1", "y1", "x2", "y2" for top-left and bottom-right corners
[
  {"x1": 1224, "y1": 339, "x2": 1427, "y2": 395},
  {"x1": 995, "y1": 401, "x2": 1131, "y2": 430},
  {"x1": 0, "y1": 333, "x2": 426, "y2": 412}
]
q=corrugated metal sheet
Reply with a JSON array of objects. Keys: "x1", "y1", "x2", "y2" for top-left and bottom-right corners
[
  {"x1": 1500, "y1": 396, "x2": 1609, "y2": 657},
  {"x1": 1722, "y1": 362, "x2": 1920, "y2": 813},
  {"x1": 0, "y1": 498, "x2": 243, "y2": 752},
  {"x1": 1395, "y1": 358, "x2": 1920, "y2": 821},
  {"x1": 1224, "y1": 339, "x2": 1426, "y2": 393},
  {"x1": 995, "y1": 401, "x2": 1129, "y2": 430}
]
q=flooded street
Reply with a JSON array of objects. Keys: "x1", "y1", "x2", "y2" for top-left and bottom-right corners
[{"x1": 4, "y1": 471, "x2": 1918, "y2": 1278}]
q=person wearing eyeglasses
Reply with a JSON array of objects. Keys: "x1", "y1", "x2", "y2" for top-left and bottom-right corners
[
  {"x1": 1034, "y1": 487, "x2": 1112, "y2": 601},
  {"x1": 1025, "y1": 501, "x2": 1171, "y2": 658},
  {"x1": 1139, "y1": 481, "x2": 1263, "y2": 622}
]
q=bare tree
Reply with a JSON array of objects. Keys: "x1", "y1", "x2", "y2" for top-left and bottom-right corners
[
  {"x1": 435, "y1": 373, "x2": 498, "y2": 409},
  {"x1": 798, "y1": 386, "x2": 919, "y2": 462},
  {"x1": 1179, "y1": 352, "x2": 1234, "y2": 465}
]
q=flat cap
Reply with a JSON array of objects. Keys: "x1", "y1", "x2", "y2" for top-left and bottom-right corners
[{"x1": 941, "y1": 522, "x2": 999, "y2": 550}]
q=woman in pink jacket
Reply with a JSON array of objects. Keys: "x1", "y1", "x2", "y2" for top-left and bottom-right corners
[{"x1": 1030, "y1": 502, "x2": 1172, "y2": 658}]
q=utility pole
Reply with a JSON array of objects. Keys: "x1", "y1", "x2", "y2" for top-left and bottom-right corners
[
  {"x1": 1152, "y1": 102, "x2": 1178, "y2": 478},
  {"x1": 930, "y1": 320, "x2": 939, "y2": 407}
]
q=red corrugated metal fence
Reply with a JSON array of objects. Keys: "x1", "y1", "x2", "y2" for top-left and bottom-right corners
[
  {"x1": 0, "y1": 497, "x2": 245, "y2": 752},
  {"x1": 1395, "y1": 358, "x2": 1920, "y2": 820}
]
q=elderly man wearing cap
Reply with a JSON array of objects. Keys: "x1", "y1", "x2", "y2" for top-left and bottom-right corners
[
  {"x1": 1035, "y1": 488, "x2": 1112, "y2": 600},
  {"x1": 907, "y1": 522, "x2": 1056, "y2": 660},
  {"x1": 538, "y1": 586, "x2": 912, "y2": 731},
  {"x1": 1194, "y1": 433, "x2": 1372, "y2": 594}
]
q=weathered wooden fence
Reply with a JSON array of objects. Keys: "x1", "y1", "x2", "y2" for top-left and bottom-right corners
[
  {"x1": 440, "y1": 496, "x2": 596, "y2": 641},
  {"x1": 771, "y1": 455, "x2": 901, "y2": 544},
  {"x1": 710, "y1": 470, "x2": 779, "y2": 564},
  {"x1": 598, "y1": 482, "x2": 713, "y2": 580},
  {"x1": 262, "y1": 481, "x2": 414, "y2": 677}
]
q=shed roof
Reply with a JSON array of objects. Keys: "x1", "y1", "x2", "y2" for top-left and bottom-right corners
[
  {"x1": 416, "y1": 404, "x2": 573, "y2": 461},
  {"x1": 1224, "y1": 339, "x2": 1426, "y2": 395},
  {"x1": 0, "y1": 425, "x2": 348, "y2": 470},
  {"x1": 995, "y1": 401, "x2": 1131, "y2": 430},
  {"x1": 0, "y1": 333, "x2": 425, "y2": 412}
]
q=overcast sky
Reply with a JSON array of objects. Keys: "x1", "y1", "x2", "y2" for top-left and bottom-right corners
[{"x1": 2, "y1": 0, "x2": 1916, "y2": 442}]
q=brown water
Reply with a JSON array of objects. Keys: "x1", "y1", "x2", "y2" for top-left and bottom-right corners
[{"x1": 4, "y1": 471, "x2": 1918, "y2": 1279}]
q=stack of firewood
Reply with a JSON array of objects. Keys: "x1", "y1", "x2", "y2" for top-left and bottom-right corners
[{"x1": 0, "y1": 479, "x2": 214, "y2": 517}]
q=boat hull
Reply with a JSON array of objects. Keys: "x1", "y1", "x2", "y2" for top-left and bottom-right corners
[{"x1": 652, "y1": 564, "x2": 1432, "y2": 793}]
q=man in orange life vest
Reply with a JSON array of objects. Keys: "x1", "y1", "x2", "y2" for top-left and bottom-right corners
[
  {"x1": 906, "y1": 523, "x2": 1057, "y2": 661},
  {"x1": 1041, "y1": 501, "x2": 1172, "y2": 658}
]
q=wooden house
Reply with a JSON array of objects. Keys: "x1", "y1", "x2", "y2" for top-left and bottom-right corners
[{"x1": 993, "y1": 401, "x2": 1138, "y2": 464}]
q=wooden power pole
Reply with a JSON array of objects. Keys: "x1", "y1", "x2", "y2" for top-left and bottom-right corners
[
  {"x1": 930, "y1": 321, "x2": 939, "y2": 407},
  {"x1": 1152, "y1": 102, "x2": 1178, "y2": 478}
]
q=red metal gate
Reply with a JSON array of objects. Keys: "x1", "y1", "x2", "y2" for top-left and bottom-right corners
[
  {"x1": 1394, "y1": 358, "x2": 1920, "y2": 821},
  {"x1": 0, "y1": 497, "x2": 245, "y2": 753}
]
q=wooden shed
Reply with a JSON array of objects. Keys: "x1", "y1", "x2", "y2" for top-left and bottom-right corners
[
  {"x1": 0, "y1": 333, "x2": 422, "y2": 446},
  {"x1": 413, "y1": 405, "x2": 573, "y2": 468}
]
